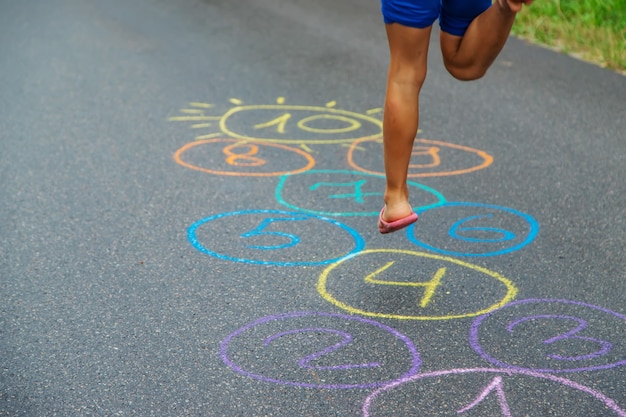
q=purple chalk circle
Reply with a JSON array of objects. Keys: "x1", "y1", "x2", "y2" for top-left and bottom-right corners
[
  {"x1": 220, "y1": 311, "x2": 421, "y2": 389},
  {"x1": 363, "y1": 368, "x2": 626, "y2": 417},
  {"x1": 470, "y1": 299, "x2": 626, "y2": 373}
]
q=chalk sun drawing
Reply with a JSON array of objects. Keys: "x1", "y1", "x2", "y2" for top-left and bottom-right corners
[{"x1": 169, "y1": 98, "x2": 383, "y2": 145}]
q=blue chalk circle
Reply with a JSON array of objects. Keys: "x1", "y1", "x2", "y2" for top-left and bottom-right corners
[
  {"x1": 188, "y1": 209, "x2": 365, "y2": 266},
  {"x1": 407, "y1": 202, "x2": 539, "y2": 257}
]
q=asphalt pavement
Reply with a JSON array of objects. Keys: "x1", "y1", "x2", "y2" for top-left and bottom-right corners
[{"x1": 1, "y1": 0, "x2": 625, "y2": 416}]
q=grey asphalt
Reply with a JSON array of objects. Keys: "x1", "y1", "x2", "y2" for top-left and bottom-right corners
[{"x1": 1, "y1": 0, "x2": 625, "y2": 416}]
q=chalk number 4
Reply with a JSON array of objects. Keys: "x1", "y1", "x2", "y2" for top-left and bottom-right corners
[{"x1": 365, "y1": 262, "x2": 446, "y2": 308}]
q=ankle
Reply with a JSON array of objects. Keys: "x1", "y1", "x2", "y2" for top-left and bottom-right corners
[{"x1": 384, "y1": 187, "x2": 409, "y2": 206}]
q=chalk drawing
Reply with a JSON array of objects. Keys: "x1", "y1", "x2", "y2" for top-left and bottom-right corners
[
  {"x1": 165, "y1": 98, "x2": 626, "y2": 415},
  {"x1": 317, "y1": 249, "x2": 518, "y2": 320},
  {"x1": 347, "y1": 137, "x2": 493, "y2": 178},
  {"x1": 470, "y1": 299, "x2": 626, "y2": 373},
  {"x1": 188, "y1": 210, "x2": 365, "y2": 266},
  {"x1": 276, "y1": 170, "x2": 446, "y2": 217},
  {"x1": 264, "y1": 328, "x2": 381, "y2": 370},
  {"x1": 173, "y1": 138, "x2": 315, "y2": 177},
  {"x1": 220, "y1": 311, "x2": 421, "y2": 389},
  {"x1": 363, "y1": 368, "x2": 626, "y2": 416},
  {"x1": 508, "y1": 315, "x2": 612, "y2": 361},
  {"x1": 240, "y1": 215, "x2": 311, "y2": 250},
  {"x1": 169, "y1": 99, "x2": 383, "y2": 144},
  {"x1": 456, "y1": 376, "x2": 512, "y2": 416},
  {"x1": 407, "y1": 202, "x2": 539, "y2": 257}
]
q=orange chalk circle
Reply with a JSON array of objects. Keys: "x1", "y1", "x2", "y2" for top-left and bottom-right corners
[
  {"x1": 173, "y1": 139, "x2": 315, "y2": 177},
  {"x1": 347, "y1": 137, "x2": 493, "y2": 178}
]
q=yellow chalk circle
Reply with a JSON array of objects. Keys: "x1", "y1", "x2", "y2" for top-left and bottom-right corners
[{"x1": 317, "y1": 249, "x2": 518, "y2": 321}]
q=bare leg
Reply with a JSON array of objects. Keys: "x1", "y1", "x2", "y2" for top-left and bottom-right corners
[
  {"x1": 381, "y1": 23, "x2": 432, "y2": 224},
  {"x1": 441, "y1": 0, "x2": 532, "y2": 80}
]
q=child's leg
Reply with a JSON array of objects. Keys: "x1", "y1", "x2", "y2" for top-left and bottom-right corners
[
  {"x1": 440, "y1": 0, "x2": 532, "y2": 81},
  {"x1": 381, "y1": 23, "x2": 432, "y2": 223}
]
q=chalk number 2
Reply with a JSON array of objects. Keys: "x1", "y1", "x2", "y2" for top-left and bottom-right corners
[{"x1": 264, "y1": 328, "x2": 380, "y2": 370}]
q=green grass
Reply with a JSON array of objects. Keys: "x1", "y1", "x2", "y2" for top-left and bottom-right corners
[{"x1": 511, "y1": 0, "x2": 626, "y2": 72}]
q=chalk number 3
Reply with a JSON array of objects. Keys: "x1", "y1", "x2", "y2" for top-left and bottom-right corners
[{"x1": 508, "y1": 315, "x2": 613, "y2": 361}]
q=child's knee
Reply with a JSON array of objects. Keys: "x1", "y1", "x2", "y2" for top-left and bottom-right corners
[
  {"x1": 388, "y1": 65, "x2": 428, "y2": 90},
  {"x1": 444, "y1": 61, "x2": 488, "y2": 81}
]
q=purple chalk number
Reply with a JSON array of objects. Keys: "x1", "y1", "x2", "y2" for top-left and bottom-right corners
[
  {"x1": 220, "y1": 312, "x2": 421, "y2": 389},
  {"x1": 457, "y1": 376, "x2": 512, "y2": 416},
  {"x1": 363, "y1": 368, "x2": 626, "y2": 417},
  {"x1": 470, "y1": 299, "x2": 626, "y2": 373},
  {"x1": 265, "y1": 328, "x2": 381, "y2": 370},
  {"x1": 508, "y1": 315, "x2": 612, "y2": 361}
]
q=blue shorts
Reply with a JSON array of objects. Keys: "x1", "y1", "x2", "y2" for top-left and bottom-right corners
[{"x1": 381, "y1": 0, "x2": 492, "y2": 36}]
